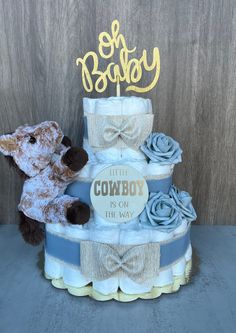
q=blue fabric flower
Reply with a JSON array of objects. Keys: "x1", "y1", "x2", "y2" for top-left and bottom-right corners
[
  {"x1": 169, "y1": 185, "x2": 197, "y2": 222},
  {"x1": 140, "y1": 132, "x2": 182, "y2": 164},
  {"x1": 140, "y1": 192, "x2": 182, "y2": 232}
]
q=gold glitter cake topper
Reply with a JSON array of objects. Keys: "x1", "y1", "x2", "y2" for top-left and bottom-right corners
[{"x1": 76, "y1": 19, "x2": 160, "y2": 95}]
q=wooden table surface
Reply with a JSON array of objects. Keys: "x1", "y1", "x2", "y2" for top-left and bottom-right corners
[{"x1": 0, "y1": 225, "x2": 235, "y2": 333}]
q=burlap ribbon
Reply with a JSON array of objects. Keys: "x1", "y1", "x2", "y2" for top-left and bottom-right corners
[
  {"x1": 86, "y1": 113, "x2": 154, "y2": 150},
  {"x1": 80, "y1": 241, "x2": 160, "y2": 283}
]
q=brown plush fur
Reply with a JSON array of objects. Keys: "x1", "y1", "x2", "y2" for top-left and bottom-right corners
[
  {"x1": 62, "y1": 147, "x2": 88, "y2": 172},
  {"x1": 66, "y1": 200, "x2": 90, "y2": 225},
  {"x1": 19, "y1": 212, "x2": 45, "y2": 246},
  {"x1": 4, "y1": 135, "x2": 72, "y2": 179},
  {"x1": 4, "y1": 135, "x2": 89, "y2": 245}
]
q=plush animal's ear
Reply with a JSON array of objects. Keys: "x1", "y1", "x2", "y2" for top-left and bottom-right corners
[
  {"x1": 49, "y1": 121, "x2": 60, "y2": 130},
  {"x1": 0, "y1": 134, "x2": 17, "y2": 156},
  {"x1": 47, "y1": 121, "x2": 63, "y2": 144}
]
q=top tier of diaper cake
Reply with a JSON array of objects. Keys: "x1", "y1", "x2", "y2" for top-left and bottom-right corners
[
  {"x1": 82, "y1": 96, "x2": 182, "y2": 180},
  {"x1": 83, "y1": 96, "x2": 153, "y2": 163}
]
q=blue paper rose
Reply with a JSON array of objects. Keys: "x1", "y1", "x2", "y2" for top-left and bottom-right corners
[
  {"x1": 140, "y1": 132, "x2": 182, "y2": 164},
  {"x1": 140, "y1": 192, "x2": 182, "y2": 232},
  {"x1": 169, "y1": 185, "x2": 197, "y2": 222}
]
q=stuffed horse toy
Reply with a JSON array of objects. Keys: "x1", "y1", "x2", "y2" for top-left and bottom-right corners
[{"x1": 0, "y1": 121, "x2": 90, "y2": 245}]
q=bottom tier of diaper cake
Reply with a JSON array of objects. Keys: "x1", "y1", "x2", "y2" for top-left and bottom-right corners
[{"x1": 44, "y1": 220, "x2": 192, "y2": 302}]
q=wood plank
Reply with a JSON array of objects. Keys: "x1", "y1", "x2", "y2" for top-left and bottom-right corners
[{"x1": 0, "y1": 0, "x2": 235, "y2": 224}]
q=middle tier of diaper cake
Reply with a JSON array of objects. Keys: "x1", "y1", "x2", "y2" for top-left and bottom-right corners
[{"x1": 44, "y1": 96, "x2": 196, "y2": 298}]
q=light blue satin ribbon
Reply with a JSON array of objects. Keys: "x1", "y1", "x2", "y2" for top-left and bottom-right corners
[
  {"x1": 66, "y1": 176, "x2": 172, "y2": 206},
  {"x1": 66, "y1": 180, "x2": 92, "y2": 205},
  {"x1": 83, "y1": 116, "x2": 88, "y2": 139},
  {"x1": 45, "y1": 227, "x2": 190, "y2": 269}
]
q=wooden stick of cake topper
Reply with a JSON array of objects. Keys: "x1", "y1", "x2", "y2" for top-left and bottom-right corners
[
  {"x1": 76, "y1": 19, "x2": 160, "y2": 95},
  {"x1": 116, "y1": 75, "x2": 120, "y2": 97}
]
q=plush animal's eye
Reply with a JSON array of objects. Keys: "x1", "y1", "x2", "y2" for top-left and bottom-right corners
[{"x1": 29, "y1": 135, "x2": 36, "y2": 144}]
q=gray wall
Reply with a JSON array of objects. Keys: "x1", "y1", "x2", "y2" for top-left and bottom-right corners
[{"x1": 0, "y1": 0, "x2": 235, "y2": 225}]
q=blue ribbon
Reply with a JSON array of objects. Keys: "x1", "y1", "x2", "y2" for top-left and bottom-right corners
[
  {"x1": 66, "y1": 175, "x2": 172, "y2": 206},
  {"x1": 45, "y1": 227, "x2": 190, "y2": 269},
  {"x1": 146, "y1": 177, "x2": 172, "y2": 194},
  {"x1": 66, "y1": 181, "x2": 92, "y2": 205},
  {"x1": 45, "y1": 233, "x2": 81, "y2": 266},
  {"x1": 83, "y1": 116, "x2": 88, "y2": 139},
  {"x1": 160, "y1": 228, "x2": 190, "y2": 267}
]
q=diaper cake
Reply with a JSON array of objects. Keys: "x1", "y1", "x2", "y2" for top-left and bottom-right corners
[{"x1": 44, "y1": 20, "x2": 197, "y2": 301}]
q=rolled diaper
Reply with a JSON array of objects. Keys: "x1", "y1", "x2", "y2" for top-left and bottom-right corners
[
  {"x1": 83, "y1": 96, "x2": 152, "y2": 115},
  {"x1": 83, "y1": 97, "x2": 153, "y2": 163},
  {"x1": 146, "y1": 162, "x2": 174, "y2": 178},
  {"x1": 92, "y1": 278, "x2": 119, "y2": 295},
  {"x1": 119, "y1": 277, "x2": 156, "y2": 294},
  {"x1": 88, "y1": 220, "x2": 120, "y2": 244},
  {"x1": 45, "y1": 224, "x2": 91, "y2": 288}
]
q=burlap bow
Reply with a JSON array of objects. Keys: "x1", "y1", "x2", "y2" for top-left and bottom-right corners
[
  {"x1": 80, "y1": 241, "x2": 160, "y2": 283},
  {"x1": 103, "y1": 246, "x2": 145, "y2": 275},
  {"x1": 86, "y1": 113, "x2": 154, "y2": 150}
]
